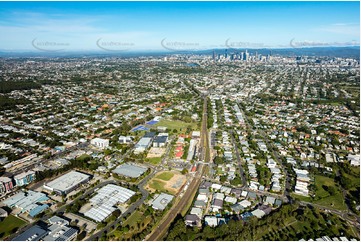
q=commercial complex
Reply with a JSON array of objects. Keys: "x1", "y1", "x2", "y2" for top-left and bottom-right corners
[
  {"x1": 12, "y1": 216, "x2": 78, "y2": 241},
  {"x1": 2, "y1": 190, "x2": 50, "y2": 217},
  {"x1": 0, "y1": 176, "x2": 14, "y2": 194},
  {"x1": 151, "y1": 193, "x2": 174, "y2": 210},
  {"x1": 84, "y1": 184, "x2": 135, "y2": 222},
  {"x1": 43, "y1": 171, "x2": 91, "y2": 195},
  {"x1": 14, "y1": 170, "x2": 36, "y2": 186},
  {"x1": 112, "y1": 163, "x2": 147, "y2": 178}
]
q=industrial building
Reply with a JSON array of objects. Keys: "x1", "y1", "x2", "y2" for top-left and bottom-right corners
[
  {"x1": 151, "y1": 193, "x2": 174, "y2": 210},
  {"x1": 12, "y1": 225, "x2": 48, "y2": 241},
  {"x1": 84, "y1": 184, "x2": 135, "y2": 222},
  {"x1": 12, "y1": 216, "x2": 78, "y2": 241},
  {"x1": 112, "y1": 163, "x2": 147, "y2": 178},
  {"x1": 2, "y1": 190, "x2": 50, "y2": 217},
  {"x1": 187, "y1": 139, "x2": 198, "y2": 161},
  {"x1": 43, "y1": 171, "x2": 91, "y2": 195},
  {"x1": 134, "y1": 137, "x2": 152, "y2": 153},
  {"x1": 153, "y1": 133, "x2": 169, "y2": 148}
]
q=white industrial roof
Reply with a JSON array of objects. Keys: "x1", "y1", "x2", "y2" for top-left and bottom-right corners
[
  {"x1": 45, "y1": 171, "x2": 90, "y2": 193},
  {"x1": 84, "y1": 184, "x2": 135, "y2": 222}
]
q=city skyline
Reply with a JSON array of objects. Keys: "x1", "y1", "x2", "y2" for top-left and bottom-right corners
[{"x1": 0, "y1": 1, "x2": 360, "y2": 51}]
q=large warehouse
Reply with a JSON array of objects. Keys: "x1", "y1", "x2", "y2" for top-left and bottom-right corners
[
  {"x1": 84, "y1": 184, "x2": 135, "y2": 222},
  {"x1": 43, "y1": 171, "x2": 91, "y2": 195},
  {"x1": 113, "y1": 163, "x2": 147, "y2": 178}
]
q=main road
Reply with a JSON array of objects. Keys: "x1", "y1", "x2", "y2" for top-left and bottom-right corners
[{"x1": 230, "y1": 130, "x2": 248, "y2": 188}]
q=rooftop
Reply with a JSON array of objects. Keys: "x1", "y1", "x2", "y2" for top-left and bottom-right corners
[{"x1": 112, "y1": 163, "x2": 147, "y2": 178}]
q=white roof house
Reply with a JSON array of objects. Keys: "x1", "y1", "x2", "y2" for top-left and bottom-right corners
[
  {"x1": 347, "y1": 154, "x2": 360, "y2": 166},
  {"x1": 90, "y1": 138, "x2": 109, "y2": 149},
  {"x1": 190, "y1": 207, "x2": 203, "y2": 219},
  {"x1": 196, "y1": 194, "x2": 208, "y2": 203},
  {"x1": 204, "y1": 216, "x2": 218, "y2": 227},
  {"x1": 238, "y1": 199, "x2": 252, "y2": 208},
  {"x1": 224, "y1": 196, "x2": 237, "y2": 204},
  {"x1": 251, "y1": 209, "x2": 266, "y2": 218},
  {"x1": 211, "y1": 183, "x2": 222, "y2": 191}
]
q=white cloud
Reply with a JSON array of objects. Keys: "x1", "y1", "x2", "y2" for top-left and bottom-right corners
[{"x1": 316, "y1": 23, "x2": 360, "y2": 36}]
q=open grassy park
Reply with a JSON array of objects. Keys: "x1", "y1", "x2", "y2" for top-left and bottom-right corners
[
  {"x1": 155, "y1": 171, "x2": 174, "y2": 181},
  {"x1": 313, "y1": 175, "x2": 346, "y2": 210},
  {"x1": 154, "y1": 119, "x2": 197, "y2": 132},
  {"x1": 123, "y1": 210, "x2": 143, "y2": 228},
  {"x1": 146, "y1": 157, "x2": 162, "y2": 165},
  {"x1": 0, "y1": 215, "x2": 27, "y2": 239},
  {"x1": 292, "y1": 175, "x2": 347, "y2": 210}
]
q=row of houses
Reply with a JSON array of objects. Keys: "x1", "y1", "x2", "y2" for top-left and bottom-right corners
[
  {"x1": 294, "y1": 168, "x2": 311, "y2": 196},
  {"x1": 185, "y1": 181, "x2": 282, "y2": 227}
]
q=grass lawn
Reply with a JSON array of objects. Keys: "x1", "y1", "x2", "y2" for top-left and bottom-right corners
[
  {"x1": 113, "y1": 213, "x2": 152, "y2": 240},
  {"x1": 156, "y1": 171, "x2": 174, "y2": 181},
  {"x1": 146, "y1": 157, "x2": 162, "y2": 165},
  {"x1": 314, "y1": 175, "x2": 347, "y2": 210},
  {"x1": 123, "y1": 211, "x2": 143, "y2": 227},
  {"x1": 292, "y1": 193, "x2": 313, "y2": 202},
  {"x1": 292, "y1": 175, "x2": 347, "y2": 210},
  {"x1": 314, "y1": 195, "x2": 347, "y2": 210},
  {"x1": 315, "y1": 175, "x2": 334, "y2": 198},
  {"x1": 155, "y1": 119, "x2": 197, "y2": 131},
  {"x1": 149, "y1": 180, "x2": 167, "y2": 191},
  {"x1": 0, "y1": 215, "x2": 27, "y2": 239}
]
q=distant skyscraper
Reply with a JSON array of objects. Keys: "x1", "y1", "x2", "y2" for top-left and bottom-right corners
[
  {"x1": 243, "y1": 50, "x2": 248, "y2": 61},
  {"x1": 212, "y1": 50, "x2": 216, "y2": 61},
  {"x1": 225, "y1": 49, "x2": 228, "y2": 59}
]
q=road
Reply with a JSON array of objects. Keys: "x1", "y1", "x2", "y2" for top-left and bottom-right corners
[
  {"x1": 230, "y1": 130, "x2": 248, "y2": 188},
  {"x1": 236, "y1": 100, "x2": 291, "y2": 198},
  {"x1": 299, "y1": 201, "x2": 360, "y2": 237},
  {"x1": 146, "y1": 96, "x2": 210, "y2": 241},
  {"x1": 7, "y1": 141, "x2": 89, "y2": 175}
]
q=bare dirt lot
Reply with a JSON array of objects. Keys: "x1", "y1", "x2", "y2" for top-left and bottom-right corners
[{"x1": 145, "y1": 171, "x2": 187, "y2": 195}]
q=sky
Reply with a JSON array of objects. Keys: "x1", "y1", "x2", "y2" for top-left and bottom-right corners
[{"x1": 0, "y1": 1, "x2": 359, "y2": 52}]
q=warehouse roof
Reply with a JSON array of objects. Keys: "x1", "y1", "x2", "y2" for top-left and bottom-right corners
[
  {"x1": 12, "y1": 225, "x2": 48, "y2": 241},
  {"x1": 113, "y1": 163, "x2": 147, "y2": 178},
  {"x1": 44, "y1": 171, "x2": 90, "y2": 193},
  {"x1": 84, "y1": 184, "x2": 135, "y2": 222},
  {"x1": 152, "y1": 193, "x2": 174, "y2": 210}
]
